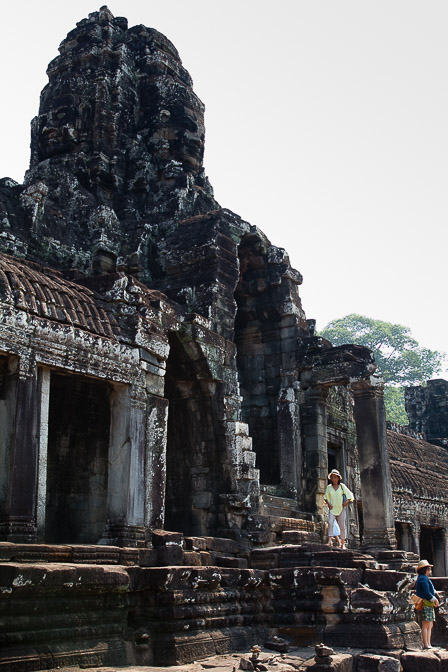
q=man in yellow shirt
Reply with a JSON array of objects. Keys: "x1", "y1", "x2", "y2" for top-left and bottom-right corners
[{"x1": 324, "y1": 469, "x2": 354, "y2": 549}]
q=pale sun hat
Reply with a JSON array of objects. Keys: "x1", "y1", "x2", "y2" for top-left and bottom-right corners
[
  {"x1": 416, "y1": 559, "x2": 432, "y2": 570},
  {"x1": 328, "y1": 469, "x2": 342, "y2": 480}
]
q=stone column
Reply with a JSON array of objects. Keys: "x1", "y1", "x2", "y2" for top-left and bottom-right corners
[
  {"x1": 36, "y1": 367, "x2": 51, "y2": 539},
  {"x1": 352, "y1": 383, "x2": 396, "y2": 550},
  {"x1": 144, "y1": 395, "x2": 169, "y2": 531},
  {"x1": 99, "y1": 384, "x2": 147, "y2": 547},
  {"x1": 277, "y1": 384, "x2": 302, "y2": 500},
  {"x1": 411, "y1": 521, "x2": 420, "y2": 556},
  {"x1": 0, "y1": 355, "x2": 39, "y2": 542},
  {"x1": 302, "y1": 385, "x2": 328, "y2": 514}
]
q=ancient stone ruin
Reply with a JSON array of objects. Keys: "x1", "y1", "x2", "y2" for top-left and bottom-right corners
[{"x1": 1, "y1": 7, "x2": 448, "y2": 671}]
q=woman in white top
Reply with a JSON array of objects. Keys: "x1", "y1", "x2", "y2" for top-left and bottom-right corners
[{"x1": 324, "y1": 469, "x2": 354, "y2": 550}]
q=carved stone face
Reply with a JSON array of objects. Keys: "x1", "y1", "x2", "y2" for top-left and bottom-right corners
[
  {"x1": 150, "y1": 105, "x2": 205, "y2": 173},
  {"x1": 23, "y1": 7, "x2": 216, "y2": 274},
  {"x1": 37, "y1": 94, "x2": 80, "y2": 159},
  {"x1": 33, "y1": 23, "x2": 206, "y2": 184}
]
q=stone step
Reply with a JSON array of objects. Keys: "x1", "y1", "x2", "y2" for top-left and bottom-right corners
[
  {"x1": 261, "y1": 505, "x2": 301, "y2": 519},
  {"x1": 261, "y1": 494, "x2": 300, "y2": 511},
  {"x1": 281, "y1": 529, "x2": 322, "y2": 545},
  {"x1": 267, "y1": 516, "x2": 313, "y2": 533},
  {"x1": 0, "y1": 542, "x2": 140, "y2": 565},
  {"x1": 260, "y1": 495, "x2": 302, "y2": 521}
]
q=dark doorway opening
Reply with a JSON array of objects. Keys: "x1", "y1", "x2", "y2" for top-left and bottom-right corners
[
  {"x1": 420, "y1": 526, "x2": 446, "y2": 576},
  {"x1": 327, "y1": 441, "x2": 344, "y2": 476},
  {"x1": 357, "y1": 502, "x2": 364, "y2": 544},
  {"x1": 395, "y1": 522, "x2": 416, "y2": 553},
  {"x1": 164, "y1": 331, "x2": 226, "y2": 536},
  {"x1": 45, "y1": 372, "x2": 110, "y2": 544}
]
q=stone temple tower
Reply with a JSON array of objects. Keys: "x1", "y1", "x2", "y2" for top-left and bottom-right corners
[
  {"x1": 0, "y1": 6, "x2": 395, "y2": 552},
  {"x1": 4, "y1": 8, "x2": 438, "y2": 669}
]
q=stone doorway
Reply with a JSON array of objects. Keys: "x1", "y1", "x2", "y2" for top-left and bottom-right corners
[
  {"x1": 164, "y1": 331, "x2": 226, "y2": 537},
  {"x1": 45, "y1": 372, "x2": 110, "y2": 544},
  {"x1": 327, "y1": 439, "x2": 345, "y2": 477},
  {"x1": 420, "y1": 525, "x2": 446, "y2": 576},
  {"x1": 395, "y1": 522, "x2": 416, "y2": 553}
]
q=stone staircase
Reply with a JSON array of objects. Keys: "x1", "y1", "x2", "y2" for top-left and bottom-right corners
[
  {"x1": 259, "y1": 493, "x2": 323, "y2": 544},
  {"x1": 260, "y1": 493, "x2": 302, "y2": 518}
]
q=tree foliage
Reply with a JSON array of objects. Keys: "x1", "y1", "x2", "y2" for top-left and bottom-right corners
[
  {"x1": 320, "y1": 314, "x2": 444, "y2": 386},
  {"x1": 319, "y1": 314, "x2": 446, "y2": 424},
  {"x1": 383, "y1": 387, "x2": 408, "y2": 425}
]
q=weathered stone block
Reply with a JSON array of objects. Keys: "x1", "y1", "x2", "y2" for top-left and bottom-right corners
[
  {"x1": 397, "y1": 621, "x2": 422, "y2": 651},
  {"x1": 401, "y1": 651, "x2": 441, "y2": 672},
  {"x1": 184, "y1": 536, "x2": 207, "y2": 551},
  {"x1": 437, "y1": 650, "x2": 448, "y2": 671},
  {"x1": 157, "y1": 545, "x2": 184, "y2": 566},
  {"x1": 325, "y1": 623, "x2": 405, "y2": 651},
  {"x1": 183, "y1": 551, "x2": 202, "y2": 566},
  {"x1": 363, "y1": 569, "x2": 410, "y2": 592},
  {"x1": 321, "y1": 584, "x2": 347, "y2": 613},
  {"x1": 215, "y1": 555, "x2": 248, "y2": 569},
  {"x1": 200, "y1": 551, "x2": 212, "y2": 565},
  {"x1": 298, "y1": 647, "x2": 340, "y2": 670},
  {"x1": 350, "y1": 587, "x2": 392, "y2": 614},
  {"x1": 203, "y1": 537, "x2": 239, "y2": 554},
  {"x1": 152, "y1": 529, "x2": 184, "y2": 547},
  {"x1": 138, "y1": 549, "x2": 158, "y2": 567},
  {"x1": 218, "y1": 568, "x2": 266, "y2": 589},
  {"x1": 357, "y1": 653, "x2": 401, "y2": 672}
]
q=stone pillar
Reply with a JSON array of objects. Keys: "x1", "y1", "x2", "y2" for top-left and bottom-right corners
[
  {"x1": 400, "y1": 524, "x2": 413, "y2": 553},
  {"x1": 36, "y1": 367, "x2": 51, "y2": 539},
  {"x1": 352, "y1": 383, "x2": 396, "y2": 550},
  {"x1": 302, "y1": 385, "x2": 328, "y2": 514},
  {"x1": 411, "y1": 521, "x2": 420, "y2": 556},
  {"x1": 99, "y1": 384, "x2": 147, "y2": 547},
  {"x1": 277, "y1": 384, "x2": 302, "y2": 500},
  {"x1": 144, "y1": 395, "x2": 169, "y2": 531},
  {"x1": 0, "y1": 356, "x2": 39, "y2": 542}
]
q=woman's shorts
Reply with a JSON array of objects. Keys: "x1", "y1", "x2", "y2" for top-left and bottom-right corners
[{"x1": 422, "y1": 606, "x2": 435, "y2": 622}]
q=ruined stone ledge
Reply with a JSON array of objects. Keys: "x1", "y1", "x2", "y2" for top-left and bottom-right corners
[{"x1": 0, "y1": 542, "x2": 140, "y2": 565}]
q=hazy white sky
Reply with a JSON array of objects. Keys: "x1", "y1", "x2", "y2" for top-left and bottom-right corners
[{"x1": 1, "y1": 1, "x2": 447, "y2": 373}]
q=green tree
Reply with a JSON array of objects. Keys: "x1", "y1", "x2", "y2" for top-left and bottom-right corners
[
  {"x1": 319, "y1": 314, "x2": 445, "y2": 424},
  {"x1": 383, "y1": 387, "x2": 408, "y2": 425}
]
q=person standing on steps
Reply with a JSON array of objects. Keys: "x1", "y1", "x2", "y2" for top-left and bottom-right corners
[
  {"x1": 415, "y1": 559, "x2": 439, "y2": 650},
  {"x1": 324, "y1": 469, "x2": 354, "y2": 549}
]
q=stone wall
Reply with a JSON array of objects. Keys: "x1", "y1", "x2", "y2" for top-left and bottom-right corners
[
  {"x1": 388, "y1": 427, "x2": 448, "y2": 575},
  {"x1": 0, "y1": 538, "x2": 422, "y2": 670},
  {"x1": 405, "y1": 379, "x2": 448, "y2": 447}
]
